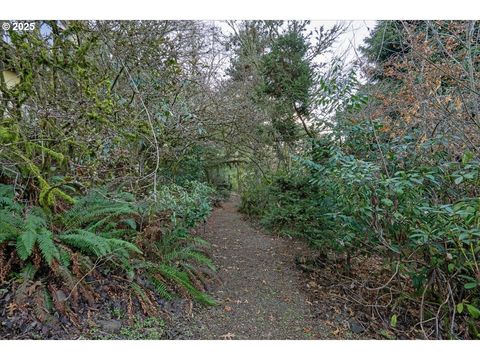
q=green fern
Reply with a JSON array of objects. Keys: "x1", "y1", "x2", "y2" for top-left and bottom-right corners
[
  {"x1": 58, "y1": 248, "x2": 72, "y2": 267},
  {"x1": 19, "y1": 263, "x2": 37, "y2": 282},
  {"x1": 1, "y1": 182, "x2": 216, "y2": 315},
  {"x1": 0, "y1": 184, "x2": 21, "y2": 210},
  {"x1": 157, "y1": 263, "x2": 216, "y2": 305},
  {"x1": 136, "y1": 259, "x2": 215, "y2": 305},
  {"x1": 149, "y1": 277, "x2": 174, "y2": 301},
  {"x1": 59, "y1": 230, "x2": 111, "y2": 257},
  {"x1": 59, "y1": 229, "x2": 141, "y2": 258},
  {"x1": 16, "y1": 210, "x2": 48, "y2": 261},
  {"x1": 36, "y1": 228, "x2": 59, "y2": 266},
  {"x1": 154, "y1": 264, "x2": 216, "y2": 305},
  {"x1": 184, "y1": 250, "x2": 216, "y2": 271},
  {"x1": 164, "y1": 246, "x2": 216, "y2": 271},
  {"x1": 16, "y1": 228, "x2": 36, "y2": 260},
  {"x1": 130, "y1": 282, "x2": 150, "y2": 304},
  {"x1": 4, "y1": 207, "x2": 61, "y2": 266},
  {"x1": 63, "y1": 190, "x2": 139, "y2": 231},
  {"x1": 0, "y1": 186, "x2": 24, "y2": 244},
  {"x1": 191, "y1": 236, "x2": 210, "y2": 247},
  {"x1": 0, "y1": 211, "x2": 21, "y2": 244},
  {"x1": 107, "y1": 237, "x2": 143, "y2": 256}
]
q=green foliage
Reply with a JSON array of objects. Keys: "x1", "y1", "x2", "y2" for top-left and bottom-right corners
[
  {"x1": 241, "y1": 128, "x2": 480, "y2": 337},
  {"x1": 0, "y1": 181, "x2": 216, "y2": 319},
  {"x1": 360, "y1": 21, "x2": 410, "y2": 65},
  {"x1": 118, "y1": 316, "x2": 165, "y2": 340},
  {"x1": 238, "y1": 178, "x2": 271, "y2": 217},
  {"x1": 152, "y1": 180, "x2": 214, "y2": 228},
  {"x1": 257, "y1": 29, "x2": 313, "y2": 142},
  {"x1": 157, "y1": 263, "x2": 215, "y2": 305},
  {"x1": 259, "y1": 30, "x2": 313, "y2": 114},
  {"x1": 0, "y1": 192, "x2": 61, "y2": 266},
  {"x1": 0, "y1": 209, "x2": 23, "y2": 245},
  {"x1": 0, "y1": 185, "x2": 142, "y2": 269},
  {"x1": 59, "y1": 229, "x2": 141, "y2": 258},
  {"x1": 135, "y1": 239, "x2": 217, "y2": 306},
  {"x1": 134, "y1": 180, "x2": 217, "y2": 301},
  {"x1": 63, "y1": 189, "x2": 139, "y2": 236},
  {"x1": 238, "y1": 20, "x2": 480, "y2": 338},
  {"x1": 35, "y1": 228, "x2": 59, "y2": 266},
  {"x1": 17, "y1": 209, "x2": 54, "y2": 262},
  {"x1": 240, "y1": 167, "x2": 331, "y2": 247},
  {"x1": 89, "y1": 316, "x2": 165, "y2": 340}
]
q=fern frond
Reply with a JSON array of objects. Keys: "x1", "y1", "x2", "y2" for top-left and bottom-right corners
[
  {"x1": 149, "y1": 276, "x2": 173, "y2": 301},
  {"x1": 183, "y1": 250, "x2": 216, "y2": 271},
  {"x1": 163, "y1": 246, "x2": 215, "y2": 271},
  {"x1": 58, "y1": 248, "x2": 71, "y2": 267},
  {"x1": 59, "y1": 230, "x2": 111, "y2": 257},
  {"x1": 62, "y1": 190, "x2": 139, "y2": 231},
  {"x1": 59, "y1": 229, "x2": 141, "y2": 258},
  {"x1": 19, "y1": 263, "x2": 37, "y2": 282},
  {"x1": 0, "y1": 210, "x2": 22, "y2": 244},
  {"x1": 157, "y1": 263, "x2": 216, "y2": 305},
  {"x1": 16, "y1": 209, "x2": 50, "y2": 261},
  {"x1": 16, "y1": 229, "x2": 36, "y2": 260},
  {"x1": 191, "y1": 236, "x2": 210, "y2": 247},
  {"x1": 0, "y1": 184, "x2": 21, "y2": 211},
  {"x1": 107, "y1": 237, "x2": 142, "y2": 255},
  {"x1": 1, "y1": 186, "x2": 25, "y2": 244},
  {"x1": 130, "y1": 282, "x2": 148, "y2": 302},
  {"x1": 36, "y1": 228, "x2": 59, "y2": 266}
]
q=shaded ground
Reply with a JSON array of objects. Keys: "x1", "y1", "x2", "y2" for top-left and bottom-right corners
[
  {"x1": 0, "y1": 193, "x2": 381, "y2": 340},
  {"x1": 0, "y1": 194, "x2": 411, "y2": 340},
  {"x1": 170, "y1": 194, "x2": 344, "y2": 340}
]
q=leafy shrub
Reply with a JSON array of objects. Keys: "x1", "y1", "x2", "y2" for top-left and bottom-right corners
[
  {"x1": 238, "y1": 176, "x2": 271, "y2": 217},
  {"x1": 239, "y1": 133, "x2": 480, "y2": 338},
  {"x1": 135, "y1": 181, "x2": 217, "y2": 305},
  {"x1": 151, "y1": 180, "x2": 214, "y2": 228}
]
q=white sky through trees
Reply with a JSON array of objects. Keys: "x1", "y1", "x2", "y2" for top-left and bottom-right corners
[{"x1": 216, "y1": 20, "x2": 376, "y2": 67}]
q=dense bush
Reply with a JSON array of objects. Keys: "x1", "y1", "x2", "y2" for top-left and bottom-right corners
[
  {"x1": 239, "y1": 168, "x2": 329, "y2": 247},
  {"x1": 237, "y1": 20, "x2": 480, "y2": 339},
  {"x1": 1, "y1": 21, "x2": 227, "y2": 334},
  {"x1": 240, "y1": 131, "x2": 480, "y2": 338}
]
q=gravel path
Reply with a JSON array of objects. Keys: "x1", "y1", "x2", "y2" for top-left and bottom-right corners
[{"x1": 172, "y1": 194, "x2": 333, "y2": 339}]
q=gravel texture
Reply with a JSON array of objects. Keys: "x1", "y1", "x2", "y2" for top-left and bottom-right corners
[{"x1": 170, "y1": 194, "x2": 335, "y2": 340}]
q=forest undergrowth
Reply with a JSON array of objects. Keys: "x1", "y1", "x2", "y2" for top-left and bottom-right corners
[{"x1": 1, "y1": 20, "x2": 479, "y2": 339}]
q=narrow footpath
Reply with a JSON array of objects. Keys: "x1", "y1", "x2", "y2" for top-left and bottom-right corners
[{"x1": 171, "y1": 194, "x2": 335, "y2": 339}]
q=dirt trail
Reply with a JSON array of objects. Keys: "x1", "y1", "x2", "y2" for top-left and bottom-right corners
[{"x1": 172, "y1": 194, "x2": 334, "y2": 339}]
